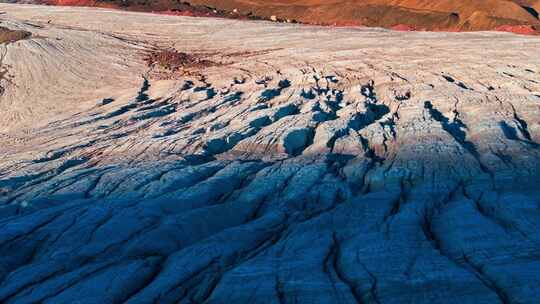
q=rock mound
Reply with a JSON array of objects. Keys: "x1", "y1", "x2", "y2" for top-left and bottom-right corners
[{"x1": 1, "y1": 4, "x2": 540, "y2": 303}]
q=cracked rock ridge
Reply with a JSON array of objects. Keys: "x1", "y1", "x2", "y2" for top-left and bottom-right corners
[{"x1": 1, "y1": 4, "x2": 540, "y2": 304}]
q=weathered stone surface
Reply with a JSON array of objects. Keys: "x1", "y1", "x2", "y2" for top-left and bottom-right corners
[{"x1": 0, "y1": 4, "x2": 540, "y2": 303}]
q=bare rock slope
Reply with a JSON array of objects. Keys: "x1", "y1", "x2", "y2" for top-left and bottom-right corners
[{"x1": 1, "y1": 4, "x2": 540, "y2": 303}]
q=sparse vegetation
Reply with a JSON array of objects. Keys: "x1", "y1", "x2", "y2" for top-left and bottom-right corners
[{"x1": 144, "y1": 48, "x2": 218, "y2": 78}]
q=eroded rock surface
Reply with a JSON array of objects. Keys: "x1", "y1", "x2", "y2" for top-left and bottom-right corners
[{"x1": 0, "y1": 4, "x2": 540, "y2": 303}]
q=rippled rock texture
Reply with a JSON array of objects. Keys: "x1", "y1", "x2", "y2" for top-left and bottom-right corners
[{"x1": 1, "y1": 4, "x2": 540, "y2": 303}]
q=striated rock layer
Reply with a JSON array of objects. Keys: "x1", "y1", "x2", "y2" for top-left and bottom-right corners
[{"x1": 1, "y1": 4, "x2": 540, "y2": 303}]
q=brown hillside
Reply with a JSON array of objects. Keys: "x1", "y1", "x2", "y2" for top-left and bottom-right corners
[
  {"x1": 37, "y1": 0, "x2": 540, "y2": 32},
  {"x1": 184, "y1": 0, "x2": 540, "y2": 30}
]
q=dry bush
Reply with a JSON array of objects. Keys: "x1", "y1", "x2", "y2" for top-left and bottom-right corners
[{"x1": 0, "y1": 26, "x2": 31, "y2": 44}]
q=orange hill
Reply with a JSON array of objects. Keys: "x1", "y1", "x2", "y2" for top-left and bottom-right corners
[{"x1": 40, "y1": 0, "x2": 540, "y2": 32}]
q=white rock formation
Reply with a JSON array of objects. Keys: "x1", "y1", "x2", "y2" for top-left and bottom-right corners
[{"x1": 0, "y1": 4, "x2": 540, "y2": 303}]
